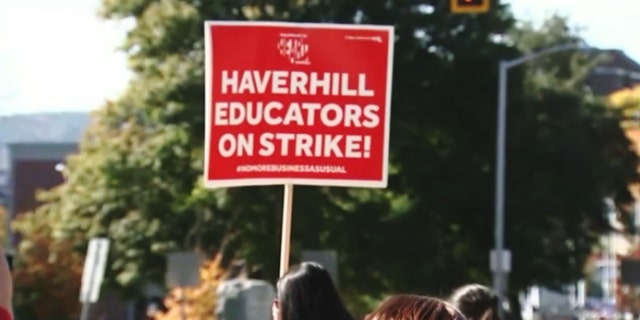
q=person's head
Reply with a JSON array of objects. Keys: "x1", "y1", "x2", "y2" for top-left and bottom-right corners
[
  {"x1": 364, "y1": 294, "x2": 466, "y2": 320},
  {"x1": 272, "y1": 262, "x2": 353, "y2": 320},
  {"x1": 449, "y1": 284, "x2": 500, "y2": 320}
]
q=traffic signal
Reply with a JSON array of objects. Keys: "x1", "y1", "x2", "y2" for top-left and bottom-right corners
[{"x1": 450, "y1": 0, "x2": 490, "y2": 14}]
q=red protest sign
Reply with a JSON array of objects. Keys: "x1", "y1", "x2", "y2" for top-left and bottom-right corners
[{"x1": 204, "y1": 21, "x2": 393, "y2": 188}]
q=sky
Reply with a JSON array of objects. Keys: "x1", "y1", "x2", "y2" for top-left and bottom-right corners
[
  {"x1": 0, "y1": 0, "x2": 131, "y2": 115},
  {"x1": 0, "y1": 0, "x2": 639, "y2": 116}
]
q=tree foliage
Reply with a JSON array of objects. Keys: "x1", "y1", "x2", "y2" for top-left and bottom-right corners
[
  {"x1": 26, "y1": 0, "x2": 640, "y2": 315},
  {"x1": 11, "y1": 188, "x2": 84, "y2": 320},
  {"x1": 0, "y1": 205, "x2": 7, "y2": 246},
  {"x1": 509, "y1": 15, "x2": 604, "y2": 91},
  {"x1": 500, "y1": 14, "x2": 639, "y2": 291}
]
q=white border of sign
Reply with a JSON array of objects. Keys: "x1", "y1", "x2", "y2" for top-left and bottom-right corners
[{"x1": 204, "y1": 21, "x2": 394, "y2": 189}]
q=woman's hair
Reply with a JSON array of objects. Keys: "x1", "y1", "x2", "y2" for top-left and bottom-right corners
[
  {"x1": 276, "y1": 262, "x2": 354, "y2": 320},
  {"x1": 448, "y1": 284, "x2": 500, "y2": 320},
  {"x1": 364, "y1": 294, "x2": 466, "y2": 320}
]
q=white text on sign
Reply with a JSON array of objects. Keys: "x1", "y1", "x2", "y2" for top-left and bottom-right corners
[
  {"x1": 215, "y1": 70, "x2": 381, "y2": 159},
  {"x1": 220, "y1": 70, "x2": 374, "y2": 96}
]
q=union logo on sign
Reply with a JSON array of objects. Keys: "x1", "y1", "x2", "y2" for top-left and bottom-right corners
[{"x1": 277, "y1": 33, "x2": 310, "y2": 65}]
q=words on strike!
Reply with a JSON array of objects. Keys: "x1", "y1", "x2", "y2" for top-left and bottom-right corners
[{"x1": 213, "y1": 70, "x2": 383, "y2": 159}]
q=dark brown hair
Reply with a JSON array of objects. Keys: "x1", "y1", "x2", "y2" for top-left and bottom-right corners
[
  {"x1": 364, "y1": 294, "x2": 466, "y2": 320},
  {"x1": 276, "y1": 262, "x2": 353, "y2": 320},
  {"x1": 449, "y1": 284, "x2": 500, "y2": 320}
]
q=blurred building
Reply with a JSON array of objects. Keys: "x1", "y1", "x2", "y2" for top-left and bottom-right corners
[
  {"x1": 586, "y1": 49, "x2": 640, "y2": 96},
  {"x1": 5, "y1": 142, "x2": 77, "y2": 247}
]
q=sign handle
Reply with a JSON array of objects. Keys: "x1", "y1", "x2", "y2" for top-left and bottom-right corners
[
  {"x1": 279, "y1": 183, "x2": 295, "y2": 277},
  {"x1": 79, "y1": 239, "x2": 106, "y2": 320},
  {"x1": 79, "y1": 302, "x2": 90, "y2": 320},
  {"x1": 180, "y1": 287, "x2": 186, "y2": 320}
]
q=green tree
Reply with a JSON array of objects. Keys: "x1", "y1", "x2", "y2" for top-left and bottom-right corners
[
  {"x1": 509, "y1": 15, "x2": 602, "y2": 90},
  {"x1": 30, "y1": 1, "x2": 638, "y2": 317},
  {"x1": 47, "y1": 0, "x2": 518, "y2": 298},
  {"x1": 495, "y1": 18, "x2": 638, "y2": 316}
]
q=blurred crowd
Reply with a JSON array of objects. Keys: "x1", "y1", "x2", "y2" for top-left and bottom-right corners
[{"x1": 270, "y1": 262, "x2": 499, "y2": 320}]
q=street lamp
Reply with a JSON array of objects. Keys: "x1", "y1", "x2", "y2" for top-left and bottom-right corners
[
  {"x1": 492, "y1": 43, "x2": 594, "y2": 305},
  {"x1": 54, "y1": 162, "x2": 68, "y2": 184},
  {"x1": 54, "y1": 163, "x2": 66, "y2": 174}
]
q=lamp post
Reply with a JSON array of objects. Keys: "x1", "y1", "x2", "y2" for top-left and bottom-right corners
[
  {"x1": 492, "y1": 43, "x2": 593, "y2": 306},
  {"x1": 54, "y1": 163, "x2": 66, "y2": 176}
]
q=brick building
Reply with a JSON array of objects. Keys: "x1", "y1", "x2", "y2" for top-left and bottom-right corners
[{"x1": 5, "y1": 142, "x2": 78, "y2": 247}]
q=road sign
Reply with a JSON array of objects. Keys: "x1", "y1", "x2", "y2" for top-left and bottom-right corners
[
  {"x1": 204, "y1": 21, "x2": 394, "y2": 188},
  {"x1": 166, "y1": 251, "x2": 201, "y2": 287},
  {"x1": 79, "y1": 238, "x2": 110, "y2": 303},
  {"x1": 490, "y1": 249, "x2": 511, "y2": 273},
  {"x1": 450, "y1": 0, "x2": 490, "y2": 14},
  {"x1": 217, "y1": 279, "x2": 275, "y2": 320}
]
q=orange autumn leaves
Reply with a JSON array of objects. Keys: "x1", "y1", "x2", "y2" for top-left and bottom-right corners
[
  {"x1": 153, "y1": 253, "x2": 227, "y2": 320},
  {"x1": 609, "y1": 84, "x2": 640, "y2": 312},
  {"x1": 11, "y1": 209, "x2": 84, "y2": 319},
  {"x1": 609, "y1": 85, "x2": 640, "y2": 129}
]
